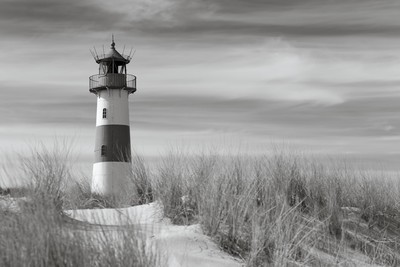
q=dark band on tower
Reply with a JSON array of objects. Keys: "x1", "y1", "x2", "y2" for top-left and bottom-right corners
[{"x1": 94, "y1": 125, "x2": 131, "y2": 162}]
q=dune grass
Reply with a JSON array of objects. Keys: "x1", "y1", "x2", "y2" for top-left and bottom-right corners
[
  {"x1": 0, "y1": 141, "x2": 158, "y2": 267},
  {"x1": 152, "y1": 149, "x2": 400, "y2": 266},
  {"x1": 2, "y1": 141, "x2": 400, "y2": 266}
]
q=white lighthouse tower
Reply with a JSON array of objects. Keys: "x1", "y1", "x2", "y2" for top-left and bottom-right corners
[{"x1": 89, "y1": 38, "x2": 136, "y2": 196}]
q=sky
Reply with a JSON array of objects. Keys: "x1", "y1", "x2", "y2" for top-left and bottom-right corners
[{"x1": 1, "y1": 0, "x2": 400, "y2": 184}]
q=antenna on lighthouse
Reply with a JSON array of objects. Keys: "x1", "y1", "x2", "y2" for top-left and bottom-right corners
[
  {"x1": 127, "y1": 47, "x2": 135, "y2": 61},
  {"x1": 89, "y1": 49, "x2": 97, "y2": 61},
  {"x1": 93, "y1": 46, "x2": 100, "y2": 60}
]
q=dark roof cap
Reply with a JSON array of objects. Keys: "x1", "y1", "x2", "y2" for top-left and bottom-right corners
[{"x1": 95, "y1": 38, "x2": 130, "y2": 64}]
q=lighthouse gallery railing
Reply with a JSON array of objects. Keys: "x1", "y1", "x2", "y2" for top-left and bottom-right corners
[{"x1": 89, "y1": 74, "x2": 136, "y2": 91}]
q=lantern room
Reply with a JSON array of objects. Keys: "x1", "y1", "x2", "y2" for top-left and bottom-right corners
[
  {"x1": 96, "y1": 40, "x2": 130, "y2": 75},
  {"x1": 89, "y1": 38, "x2": 136, "y2": 94}
]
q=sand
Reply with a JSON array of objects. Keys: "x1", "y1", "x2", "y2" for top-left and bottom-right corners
[{"x1": 66, "y1": 202, "x2": 243, "y2": 267}]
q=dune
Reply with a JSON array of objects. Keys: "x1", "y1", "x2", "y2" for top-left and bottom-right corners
[{"x1": 66, "y1": 202, "x2": 243, "y2": 267}]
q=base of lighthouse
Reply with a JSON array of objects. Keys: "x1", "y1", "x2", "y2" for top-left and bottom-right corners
[{"x1": 91, "y1": 162, "x2": 131, "y2": 196}]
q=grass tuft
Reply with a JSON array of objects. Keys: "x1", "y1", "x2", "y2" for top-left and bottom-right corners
[
  {"x1": 3, "y1": 140, "x2": 400, "y2": 266},
  {"x1": 0, "y1": 140, "x2": 159, "y2": 267},
  {"x1": 151, "y1": 149, "x2": 400, "y2": 266}
]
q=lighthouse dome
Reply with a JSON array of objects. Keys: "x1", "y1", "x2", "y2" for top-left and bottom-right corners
[{"x1": 95, "y1": 40, "x2": 130, "y2": 64}]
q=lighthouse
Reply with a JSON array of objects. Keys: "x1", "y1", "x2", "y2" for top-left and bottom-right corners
[{"x1": 89, "y1": 38, "x2": 136, "y2": 196}]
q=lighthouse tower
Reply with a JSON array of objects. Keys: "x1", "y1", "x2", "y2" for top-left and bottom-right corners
[{"x1": 89, "y1": 38, "x2": 136, "y2": 196}]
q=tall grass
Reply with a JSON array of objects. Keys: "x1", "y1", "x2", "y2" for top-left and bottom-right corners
[
  {"x1": 152, "y1": 149, "x2": 400, "y2": 266},
  {"x1": 0, "y1": 141, "x2": 159, "y2": 267},
  {"x1": 3, "y1": 140, "x2": 400, "y2": 266},
  {"x1": 0, "y1": 203, "x2": 159, "y2": 267},
  {"x1": 128, "y1": 153, "x2": 154, "y2": 205}
]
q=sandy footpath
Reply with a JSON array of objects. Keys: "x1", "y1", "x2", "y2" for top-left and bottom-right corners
[{"x1": 66, "y1": 202, "x2": 243, "y2": 267}]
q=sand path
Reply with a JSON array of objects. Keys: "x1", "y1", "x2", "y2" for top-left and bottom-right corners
[{"x1": 66, "y1": 202, "x2": 243, "y2": 267}]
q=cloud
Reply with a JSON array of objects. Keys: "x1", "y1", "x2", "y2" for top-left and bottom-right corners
[
  {"x1": 113, "y1": 0, "x2": 400, "y2": 39},
  {"x1": 1, "y1": 0, "x2": 400, "y2": 162},
  {"x1": 3, "y1": 0, "x2": 400, "y2": 41},
  {"x1": 0, "y1": 0, "x2": 128, "y2": 37},
  {"x1": 133, "y1": 36, "x2": 400, "y2": 106},
  {"x1": 130, "y1": 93, "x2": 400, "y2": 139},
  {"x1": 3, "y1": 88, "x2": 399, "y2": 139},
  {"x1": 132, "y1": 20, "x2": 400, "y2": 38}
]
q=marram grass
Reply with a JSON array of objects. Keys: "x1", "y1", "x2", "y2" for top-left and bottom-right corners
[{"x1": 2, "y1": 142, "x2": 400, "y2": 266}]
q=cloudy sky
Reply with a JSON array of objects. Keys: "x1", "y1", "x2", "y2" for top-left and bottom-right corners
[{"x1": 1, "y1": 0, "x2": 400, "y2": 183}]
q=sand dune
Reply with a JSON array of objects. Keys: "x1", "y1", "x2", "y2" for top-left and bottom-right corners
[{"x1": 66, "y1": 202, "x2": 243, "y2": 267}]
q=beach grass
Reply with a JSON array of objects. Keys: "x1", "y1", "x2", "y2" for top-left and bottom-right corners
[
  {"x1": 0, "y1": 142, "x2": 158, "y2": 267},
  {"x1": 2, "y1": 142, "x2": 400, "y2": 266}
]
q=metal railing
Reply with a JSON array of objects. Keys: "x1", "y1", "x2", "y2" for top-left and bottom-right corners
[{"x1": 89, "y1": 74, "x2": 136, "y2": 91}]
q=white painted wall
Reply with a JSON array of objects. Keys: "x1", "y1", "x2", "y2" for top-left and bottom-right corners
[
  {"x1": 96, "y1": 89, "x2": 130, "y2": 126},
  {"x1": 92, "y1": 162, "x2": 131, "y2": 196}
]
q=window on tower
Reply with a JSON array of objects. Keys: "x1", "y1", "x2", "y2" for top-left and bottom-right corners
[
  {"x1": 102, "y1": 108, "x2": 107, "y2": 119},
  {"x1": 101, "y1": 145, "x2": 107, "y2": 156}
]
